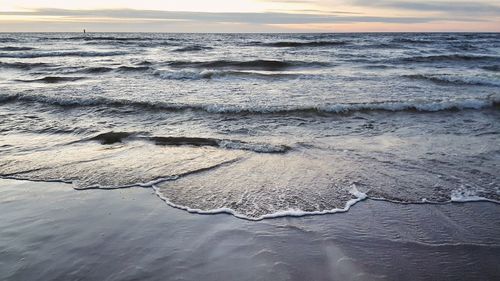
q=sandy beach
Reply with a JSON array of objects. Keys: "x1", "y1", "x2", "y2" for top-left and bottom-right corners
[{"x1": 1, "y1": 178, "x2": 499, "y2": 281}]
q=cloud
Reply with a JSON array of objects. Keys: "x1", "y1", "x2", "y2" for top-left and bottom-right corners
[
  {"x1": 2, "y1": 4, "x2": 496, "y2": 32},
  {"x1": 256, "y1": 0, "x2": 317, "y2": 3},
  {"x1": 0, "y1": 8, "x2": 480, "y2": 25},
  {"x1": 352, "y1": 0, "x2": 500, "y2": 16}
]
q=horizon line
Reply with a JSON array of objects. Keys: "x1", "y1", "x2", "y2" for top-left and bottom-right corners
[{"x1": 1, "y1": 31, "x2": 499, "y2": 33}]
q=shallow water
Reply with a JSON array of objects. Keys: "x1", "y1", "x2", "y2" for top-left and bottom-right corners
[
  {"x1": 1, "y1": 179, "x2": 499, "y2": 281},
  {"x1": 0, "y1": 33, "x2": 499, "y2": 219}
]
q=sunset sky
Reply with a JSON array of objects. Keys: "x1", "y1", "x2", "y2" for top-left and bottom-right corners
[{"x1": 1, "y1": 0, "x2": 499, "y2": 32}]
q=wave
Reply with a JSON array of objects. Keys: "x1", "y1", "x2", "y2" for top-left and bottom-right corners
[
  {"x1": 87, "y1": 131, "x2": 136, "y2": 144},
  {"x1": 39, "y1": 36, "x2": 183, "y2": 46},
  {"x1": 0, "y1": 38, "x2": 17, "y2": 43},
  {"x1": 135, "y1": 60, "x2": 153, "y2": 66},
  {"x1": 153, "y1": 69, "x2": 300, "y2": 80},
  {"x1": 447, "y1": 43, "x2": 484, "y2": 52},
  {"x1": 78, "y1": 66, "x2": 114, "y2": 74},
  {"x1": 0, "y1": 61, "x2": 55, "y2": 70},
  {"x1": 118, "y1": 65, "x2": 151, "y2": 72},
  {"x1": 482, "y1": 65, "x2": 500, "y2": 72},
  {"x1": 0, "y1": 46, "x2": 35, "y2": 51},
  {"x1": 399, "y1": 54, "x2": 500, "y2": 63},
  {"x1": 152, "y1": 136, "x2": 290, "y2": 153},
  {"x1": 358, "y1": 43, "x2": 402, "y2": 49},
  {"x1": 257, "y1": 41, "x2": 348, "y2": 47},
  {"x1": 173, "y1": 45, "x2": 213, "y2": 52},
  {"x1": 15, "y1": 76, "x2": 86, "y2": 83},
  {"x1": 403, "y1": 74, "x2": 500, "y2": 87},
  {"x1": 167, "y1": 59, "x2": 327, "y2": 71},
  {"x1": 391, "y1": 38, "x2": 433, "y2": 44},
  {"x1": 1, "y1": 92, "x2": 498, "y2": 115},
  {"x1": 71, "y1": 65, "x2": 151, "y2": 74},
  {"x1": 0, "y1": 50, "x2": 128, "y2": 58},
  {"x1": 83, "y1": 41, "x2": 172, "y2": 48},
  {"x1": 85, "y1": 132, "x2": 290, "y2": 153},
  {"x1": 62, "y1": 65, "x2": 301, "y2": 79},
  {"x1": 68, "y1": 36, "x2": 156, "y2": 41},
  {"x1": 363, "y1": 64, "x2": 391, "y2": 69},
  {"x1": 61, "y1": 36, "x2": 177, "y2": 47}
]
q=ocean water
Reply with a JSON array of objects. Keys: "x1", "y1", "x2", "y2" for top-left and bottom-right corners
[{"x1": 0, "y1": 33, "x2": 498, "y2": 220}]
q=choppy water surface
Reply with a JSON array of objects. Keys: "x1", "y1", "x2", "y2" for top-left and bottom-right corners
[{"x1": 0, "y1": 33, "x2": 499, "y2": 219}]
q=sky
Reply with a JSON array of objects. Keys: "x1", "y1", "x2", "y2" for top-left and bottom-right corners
[{"x1": 1, "y1": 0, "x2": 499, "y2": 32}]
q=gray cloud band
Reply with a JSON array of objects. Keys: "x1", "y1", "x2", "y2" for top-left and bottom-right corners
[
  {"x1": 351, "y1": 0, "x2": 500, "y2": 16},
  {"x1": 0, "y1": 8, "x2": 487, "y2": 24}
]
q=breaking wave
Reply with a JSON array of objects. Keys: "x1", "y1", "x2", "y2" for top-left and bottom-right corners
[{"x1": 1, "y1": 92, "x2": 498, "y2": 115}]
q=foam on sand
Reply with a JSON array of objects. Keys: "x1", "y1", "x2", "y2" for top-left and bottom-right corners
[{"x1": 152, "y1": 184, "x2": 367, "y2": 221}]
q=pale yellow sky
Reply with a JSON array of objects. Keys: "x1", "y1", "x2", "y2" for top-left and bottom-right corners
[
  {"x1": 1, "y1": 0, "x2": 283, "y2": 12},
  {"x1": 1, "y1": 0, "x2": 499, "y2": 32}
]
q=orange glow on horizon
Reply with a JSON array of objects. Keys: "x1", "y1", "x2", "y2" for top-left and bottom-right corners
[{"x1": 0, "y1": 0, "x2": 499, "y2": 32}]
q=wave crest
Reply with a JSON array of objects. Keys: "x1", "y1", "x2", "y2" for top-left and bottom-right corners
[
  {"x1": 399, "y1": 54, "x2": 499, "y2": 63},
  {"x1": 173, "y1": 45, "x2": 213, "y2": 52},
  {"x1": 256, "y1": 41, "x2": 348, "y2": 47},
  {"x1": 1, "y1": 93, "x2": 498, "y2": 115},
  {"x1": 482, "y1": 65, "x2": 500, "y2": 72},
  {"x1": 15, "y1": 76, "x2": 86, "y2": 83},
  {"x1": 153, "y1": 69, "x2": 299, "y2": 80},
  {"x1": 0, "y1": 50, "x2": 127, "y2": 58},
  {"x1": 167, "y1": 59, "x2": 326, "y2": 70},
  {"x1": 0, "y1": 46, "x2": 35, "y2": 51},
  {"x1": 0, "y1": 61, "x2": 55, "y2": 70},
  {"x1": 403, "y1": 74, "x2": 500, "y2": 87},
  {"x1": 85, "y1": 132, "x2": 290, "y2": 154}
]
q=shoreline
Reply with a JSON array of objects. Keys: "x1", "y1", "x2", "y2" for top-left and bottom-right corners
[
  {"x1": 3, "y1": 176, "x2": 499, "y2": 221},
  {"x1": 1, "y1": 178, "x2": 499, "y2": 280}
]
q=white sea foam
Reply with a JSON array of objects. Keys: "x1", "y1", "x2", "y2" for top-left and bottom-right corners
[
  {"x1": 152, "y1": 184, "x2": 367, "y2": 221},
  {"x1": 450, "y1": 189, "x2": 500, "y2": 203},
  {"x1": 404, "y1": 73, "x2": 500, "y2": 87},
  {"x1": 199, "y1": 97, "x2": 498, "y2": 114},
  {"x1": 320, "y1": 98, "x2": 494, "y2": 113},
  {"x1": 153, "y1": 69, "x2": 214, "y2": 80},
  {"x1": 1, "y1": 92, "x2": 497, "y2": 114},
  {"x1": 73, "y1": 176, "x2": 178, "y2": 190},
  {"x1": 217, "y1": 140, "x2": 289, "y2": 153}
]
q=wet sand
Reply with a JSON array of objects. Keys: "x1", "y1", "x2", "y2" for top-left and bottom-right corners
[{"x1": 0, "y1": 178, "x2": 499, "y2": 281}]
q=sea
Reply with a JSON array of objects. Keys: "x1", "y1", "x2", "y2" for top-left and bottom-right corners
[{"x1": 0, "y1": 33, "x2": 498, "y2": 220}]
